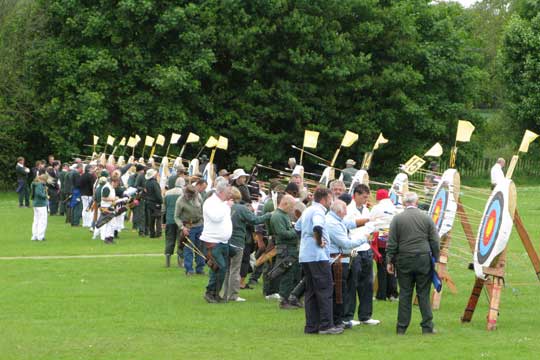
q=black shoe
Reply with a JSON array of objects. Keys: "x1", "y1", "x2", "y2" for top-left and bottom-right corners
[
  {"x1": 114, "y1": 230, "x2": 119, "y2": 239},
  {"x1": 319, "y1": 327, "x2": 344, "y2": 335},
  {"x1": 288, "y1": 295, "x2": 303, "y2": 308},
  {"x1": 204, "y1": 293, "x2": 217, "y2": 304},
  {"x1": 279, "y1": 301, "x2": 299, "y2": 310}
]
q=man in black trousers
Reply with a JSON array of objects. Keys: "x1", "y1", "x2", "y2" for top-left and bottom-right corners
[{"x1": 387, "y1": 192, "x2": 440, "y2": 335}]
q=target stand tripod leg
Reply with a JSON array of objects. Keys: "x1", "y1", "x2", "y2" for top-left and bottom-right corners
[
  {"x1": 514, "y1": 210, "x2": 540, "y2": 281},
  {"x1": 432, "y1": 234, "x2": 457, "y2": 310},
  {"x1": 483, "y1": 249, "x2": 507, "y2": 331},
  {"x1": 461, "y1": 277, "x2": 485, "y2": 323},
  {"x1": 457, "y1": 201, "x2": 476, "y2": 252},
  {"x1": 486, "y1": 276, "x2": 503, "y2": 331}
]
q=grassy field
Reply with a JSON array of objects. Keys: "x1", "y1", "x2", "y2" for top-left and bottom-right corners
[{"x1": 1, "y1": 187, "x2": 540, "y2": 360}]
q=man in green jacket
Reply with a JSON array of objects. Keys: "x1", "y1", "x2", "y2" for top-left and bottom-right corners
[
  {"x1": 387, "y1": 191, "x2": 440, "y2": 335},
  {"x1": 271, "y1": 194, "x2": 301, "y2": 309},
  {"x1": 224, "y1": 187, "x2": 271, "y2": 302}
]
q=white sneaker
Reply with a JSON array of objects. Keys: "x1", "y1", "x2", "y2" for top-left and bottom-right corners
[
  {"x1": 265, "y1": 293, "x2": 281, "y2": 301},
  {"x1": 389, "y1": 296, "x2": 399, "y2": 302},
  {"x1": 361, "y1": 319, "x2": 380, "y2": 326},
  {"x1": 234, "y1": 297, "x2": 246, "y2": 302},
  {"x1": 349, "y1": 320, "x2": 361, "y2": 327}
]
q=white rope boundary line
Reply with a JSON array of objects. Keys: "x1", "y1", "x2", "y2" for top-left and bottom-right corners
[{"x1": 0, "y1": 253, "x2": 162, "y2": 261}]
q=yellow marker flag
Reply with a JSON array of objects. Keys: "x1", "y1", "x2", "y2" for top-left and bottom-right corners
[
  {"x1": 341, "y1": 130, "x2": 358, "y2": 147},
  {"x1": 186, "y1": 132, "x2": 200, "y2": 143},
  {"x1": 127, "y1": 137, "x2": 137, "y2": 148},
  {"x1": 119, "y1": 137, "x2": 126, "y2": 146},
  {"x1": 205, "y1": 136, "x2": 218, "y2": 148},
  {"x1": 93, "y1": 135, "x2": 99, "y2": 145},
  {"x1": 156, "y1": 134, "x2": 166, "y2": 146},
  {"x1": 217, "y1": 136, "x2": 228, "y2": 150},
  {"x1": 106, "y1": 135, "x2": 115, "y2": 146},
  {"x1": 145, "y1": 135, "x2": 155, "y2": 147},
  {"x1": 170, "y1": 133, "x2": 181, "y2": 144},
  {"x1": 456, "y1": 120, "x2": 475, "y2": 142},
  {"x1": 303, "y1": 130, "x2": 319, "y2": 149},
  {"x1": 424, "y1": 143, "x2": 443, "y2": 157},
  {"x1": 373, "y1": 133, "x2": 388, "y2": 150},
  {"x1": 518, "y1": 129, "x2": 539, "y2": 153}
]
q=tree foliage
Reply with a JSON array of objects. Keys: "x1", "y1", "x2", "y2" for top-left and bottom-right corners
[{"x1": 1, "y1": 0, "x2": 484, "y2": 186}]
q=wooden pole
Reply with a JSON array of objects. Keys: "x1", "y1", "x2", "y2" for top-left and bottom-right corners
[
  {"x1": 457, "y1": 201, "x2": 476, "y2": 252},
  {"x1": 513, "y1": 209, "x2": 540, "y2": 280},
  {"x1": 461, "y1": 277, "x2": 485, "y2": 323},
  {"x1": 484, "y1": 249, "x2": 507, "y2": 331}
]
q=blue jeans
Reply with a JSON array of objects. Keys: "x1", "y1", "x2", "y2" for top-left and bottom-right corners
[
  {"x1": 183, "y1": 225, "x2": 205, "y2": 274},
  {"x1": 206, "y1": 242, "x2": 229, "y2": 295}
]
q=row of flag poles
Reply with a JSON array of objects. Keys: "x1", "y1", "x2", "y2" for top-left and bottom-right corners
[
  {"x1": 300, "y1": 129, "x2": 388, "y2": 168},
  {"x1": 92, "y1": 132, "x2": 202, "y2": 158}
]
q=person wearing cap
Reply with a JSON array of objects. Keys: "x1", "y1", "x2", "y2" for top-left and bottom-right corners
[
  {"x1": 387, "y1": 192, "x2": 440, "y2": 335},
  {"x1": 133, "y1": 164, "x2": 147, "y2": 236},
  {"x1": 370, "y1": 189, "x2": 399, "y2": 301},
  {"x1": 31, "y1": 173, "x2": 49, "y2": 241},
  {"x1": 16, "y1": 157, "x2": 31, "y2": 208},
  {"x1": 144, "y1": 169, "x2": 163, "y2": 238},
  {"x1": 175, "y1": 184, "x2": 205, "y2": 275},
  {"x1": 163, "y1": 177, "x2": 185, "y2": 267},
  {"x1": 218, "y1": 169, "x2": 230, "y2": 182},
  {"x1": 231, "y1": 169, "x2": 251, "y2": 203},
  {"x1": 341, "y1": 159, "x2": 358, "y2": 184}
]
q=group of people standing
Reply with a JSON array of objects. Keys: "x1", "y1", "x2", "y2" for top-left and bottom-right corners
[{"x1": 16, "y1": 154, "x2": 441, "y2": 336}]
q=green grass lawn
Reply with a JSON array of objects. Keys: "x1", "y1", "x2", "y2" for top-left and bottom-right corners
[{"x1": 1, "y1": 187, "x2": 540, "y2": 359}]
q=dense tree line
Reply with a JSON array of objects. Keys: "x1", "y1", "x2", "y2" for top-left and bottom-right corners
[{"x1": 1, "y1": 0, "x2": 490, "y2": 187}]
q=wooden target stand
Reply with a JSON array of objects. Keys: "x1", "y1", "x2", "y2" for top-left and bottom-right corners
[{"x1": 460, "y1": 207, "x2": 540, "y2": 330}]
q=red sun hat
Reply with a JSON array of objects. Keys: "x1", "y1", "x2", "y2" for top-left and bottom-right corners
[{"x1": 376, "y1": 189, "x2": 389, "y2": 201}]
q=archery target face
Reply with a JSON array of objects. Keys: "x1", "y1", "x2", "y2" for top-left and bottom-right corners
[
  {"x1": 473, "y1": 179, "x2": 516, "y2": 279},
  {"x1": 388, "y1": 173, "x2": 408, "y2": 206},
  {"x1": 429, "y1": 185, "x2": 449, "y2": 232},
  {"x1": 476, "y1": 191, "x2": 503, "y2": 264}
]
